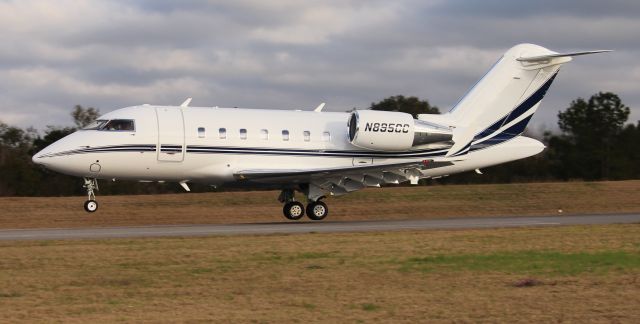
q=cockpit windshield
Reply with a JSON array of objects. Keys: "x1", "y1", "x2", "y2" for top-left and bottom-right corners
[
  {"x1": 102, "y1": 119, "x2": 135, "y2": 131},
  {"x1": 82, "y1": 119, "x2": 135, "y2": 131},
  {"x1": 82, "y1": 120, "x2": 108, "y2": 130}
]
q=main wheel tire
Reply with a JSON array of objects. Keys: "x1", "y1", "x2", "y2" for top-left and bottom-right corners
[
  {"x1": 283, "y1": 201, "x2": 305, "y2": 220},
  {"x1": 84, "y1": 200, "x2": 98, "y2": 213},
  {"x1": 306, "y1": 201, "x2": 328, "y2": 221}
]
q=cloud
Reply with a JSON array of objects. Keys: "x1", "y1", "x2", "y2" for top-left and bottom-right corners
[
  {"x1": 430, "y1": 0, "x2": 640, "y2": 19},
  {"x1": 0, "y1": 0, "x2": 638, "y2": 132}
]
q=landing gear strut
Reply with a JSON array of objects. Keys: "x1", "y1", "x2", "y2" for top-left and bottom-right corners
[
  {"x1": 279, "y1": 189, "x2": 304, "y2": 220},
  {"x1": 83, "y1": 177, "x2": 99, "y2": 213}
]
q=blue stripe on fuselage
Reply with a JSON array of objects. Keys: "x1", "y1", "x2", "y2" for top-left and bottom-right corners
[
  {"x1": 449, "y1": 71, "x2": 558, "y2": 156},
  {"x1": 39, "y1": 144, "x2": 450, "y2": 159}
]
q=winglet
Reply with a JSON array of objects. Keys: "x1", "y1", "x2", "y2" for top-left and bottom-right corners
[
  {"x1": 180, "y1": 97, "x2": 193, "y2": 107},
  {"x1": 516, "y1": 50, "x2": 612, "y2": 62},
  {"x1": 314, "y1": 102, "x2": 326, "y2": 112}
]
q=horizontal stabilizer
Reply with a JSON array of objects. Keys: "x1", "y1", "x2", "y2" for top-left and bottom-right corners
[{"x1": 516, "y1": 50, "x2": 612, "y2": 62}]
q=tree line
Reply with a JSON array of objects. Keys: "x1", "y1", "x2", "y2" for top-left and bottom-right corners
[
  {"x1": 372, "y1": 93, "x2": 639, "y2": 184},
  {"x1": 0, "y1": 93, "x2": 638, "y2": 196}
]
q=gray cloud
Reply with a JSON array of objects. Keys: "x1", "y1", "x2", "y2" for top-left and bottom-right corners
[
  {"x1": 430, "y1": 0, "x2": 640, "y2": 19},
  {"x1": 0, "y1": 0, "x2": 638, "y2": 132}
]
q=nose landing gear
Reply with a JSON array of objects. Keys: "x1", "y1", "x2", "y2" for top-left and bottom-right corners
[{"x1": 83, "y1": 177, "x2": 99, "y2": 213}]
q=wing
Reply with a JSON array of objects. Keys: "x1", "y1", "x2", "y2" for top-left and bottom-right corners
[{"x1": 234, "y1": 160, "x2": 453, "y2": 200}]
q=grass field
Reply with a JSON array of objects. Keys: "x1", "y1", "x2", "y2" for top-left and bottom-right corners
[
  {"x1": 1, "y1": 224, "x2": 639, "y2": 322},
  {"x1": 0, "y1": 180, "x2": 639, "y2": 229},
  {"x1": 1, "y1": 181, "x2": 639, "y2": 322}
]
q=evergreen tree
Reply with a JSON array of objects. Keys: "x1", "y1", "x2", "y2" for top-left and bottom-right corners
[
  {"x1": 370, "y1": 95, "x2": 439, "y2": 118},
  {"x1": 549, "y1": 92, "x2": 630, "y2": 180}
]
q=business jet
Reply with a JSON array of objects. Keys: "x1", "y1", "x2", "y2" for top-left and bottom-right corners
[{"x1": 32, "y1": 44, "x2": 609, "y2": 220}]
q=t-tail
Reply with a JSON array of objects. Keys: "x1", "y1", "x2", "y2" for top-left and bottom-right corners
[{"x1": 444, "y1": 43, "x2": 610, "y2": 157}]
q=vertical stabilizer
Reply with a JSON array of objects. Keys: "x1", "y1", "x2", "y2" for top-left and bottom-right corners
[{"x1": 444, "y1": 44, "x2": 608, "y2": 157}]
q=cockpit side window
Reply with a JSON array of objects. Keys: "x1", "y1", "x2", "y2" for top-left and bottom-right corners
[
  {"x1": 100, "y1": 119, "x2": 135, "y2": 131},
  {"x1": 82, "y1": 120, "x2": 108, "y2": 130}
]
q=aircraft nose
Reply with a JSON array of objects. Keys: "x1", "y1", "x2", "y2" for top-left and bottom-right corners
[
  {"x1": 32, "y1": 148, "x2": 50, "y2": 166},
  {"x1": 32, "y1": 153, "x2": 41, "y2": 165},
  {"x1": 31, "y1": 132, "x2": 85, "y2": 174}
]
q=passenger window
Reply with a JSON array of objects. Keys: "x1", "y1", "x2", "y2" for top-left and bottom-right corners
[
  {"x1": 303, "y1": 131, "x2": 310, "y2": 142},
  {"x1": 219, "y1": 128, "x2": 227, "y2": 139},
  {"x1": 240, "y1": 128, "x2": 247, "y2": 140},
  {"x1": 101, "y1": 119, "x2": 135, "y2": 131},
  {"x1": 322, "y1": 131, "x2": 331, "y2": 142},
  {"x1": 198, "y1": 127, "x2": 206, "y2": 138},
  {"x1": 260, "y1": 129, "x2": 268, "y2": 140},
  {"x1": 282, "y1": 130, "x2": 290, "y2": 141}
]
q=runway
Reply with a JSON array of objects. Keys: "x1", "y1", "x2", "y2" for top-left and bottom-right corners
[{"x1": 0, "y1": 213, "x2": 638, "y2": 241}]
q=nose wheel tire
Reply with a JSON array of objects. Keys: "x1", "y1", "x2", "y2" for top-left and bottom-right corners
[
  {"x1": 306, "y1": 201, "x2": 328, "y2": 221},
  {"x1": 84, "y1": 200, "x2": 98, "y2": 213},
  {"x1": 283, "y1": 201, "x2": 305, "y2": 220}
]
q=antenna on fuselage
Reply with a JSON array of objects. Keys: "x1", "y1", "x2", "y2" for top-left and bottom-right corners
[
  {"x1": 180, "y1": 97, "x2": 192, "y2": 108},
  {"x1": 314, "y1": 102, "x2": 326, "y2": 112}
]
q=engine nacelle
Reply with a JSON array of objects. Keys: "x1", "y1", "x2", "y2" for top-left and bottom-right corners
[
  {"x1": 348, "y1": 110, "x2": 453, "y2": 151},
  {"x1": 348, "y1": 110, "x2": 415, "y2": 151}
]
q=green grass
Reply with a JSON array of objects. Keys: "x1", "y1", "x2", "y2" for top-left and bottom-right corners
[
  {"x1": 190, "y1": 267, "x2": 214, "y2": 275},
  {"x1": 0, "y1": 291, "x2": 22, "y2": 298},
  {"x1": 251, "y1": 251, "x2": 336, "y2": 263},
  {"x1": 302, "y1": 302, "x2": 316, "y2": 310},
  {"x1": 361, "y1": 303, "x2": 381, "y2": 311},
  {"x1": 1, "y1": 225, "x2": 640, "y2": 322},
  {"x1": 295, "y1": 252, "x2": 335, "y2": 259},
  {"x1": 400, "y1": 250, "x2": 640, "y2": 275}
]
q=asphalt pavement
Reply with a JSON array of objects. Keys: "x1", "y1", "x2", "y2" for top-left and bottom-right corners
[{"x1": 0, "y1": 213, "x2": 638, "y2": 241}]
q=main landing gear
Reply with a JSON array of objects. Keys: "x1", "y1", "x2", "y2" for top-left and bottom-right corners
[
  {"x1": 283, "y1": 201, "x2": 305, "y2": 220},
  {"x1": 306, "y1": 201, "x2": 328, "y2": 221},
  {"x1": 279, "y1": 189, "x2": 329, "y2": 221},
  {"x1": 83, "y1": 177, "x2": 99, "y2": 213}
]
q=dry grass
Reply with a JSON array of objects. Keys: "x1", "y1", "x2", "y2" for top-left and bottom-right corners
[
  {"x1": 0, "y1": 180, "x2": 639, "y2": 229},
  {"x1": 0, "y1": 224, "x2": 639, "y2": 322}
]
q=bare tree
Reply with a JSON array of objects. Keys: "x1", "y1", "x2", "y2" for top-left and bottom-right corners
[{"x1": 71, "y1": 105, "x2": 100, "y2": 128}]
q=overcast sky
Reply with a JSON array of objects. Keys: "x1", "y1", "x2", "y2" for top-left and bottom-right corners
[{"x1": 1, "y1": 0, "x2": 638, "y2": 133}]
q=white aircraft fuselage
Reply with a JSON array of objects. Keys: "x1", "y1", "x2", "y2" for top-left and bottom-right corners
[
  {"x1": 32, "y1": 44, "x2": 610, "y2": 219},
  {"x1": 33, "y1": 106, "x2": 542, "y2": 184}
]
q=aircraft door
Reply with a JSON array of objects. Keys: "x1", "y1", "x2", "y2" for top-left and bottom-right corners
[{"x1": 156, "y1": 107, "x2": 185, "y2": 162}]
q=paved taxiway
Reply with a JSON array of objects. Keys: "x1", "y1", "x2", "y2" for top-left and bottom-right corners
[{"x1": 0, "y1": 213, "x2": 638, "y2": 241}]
